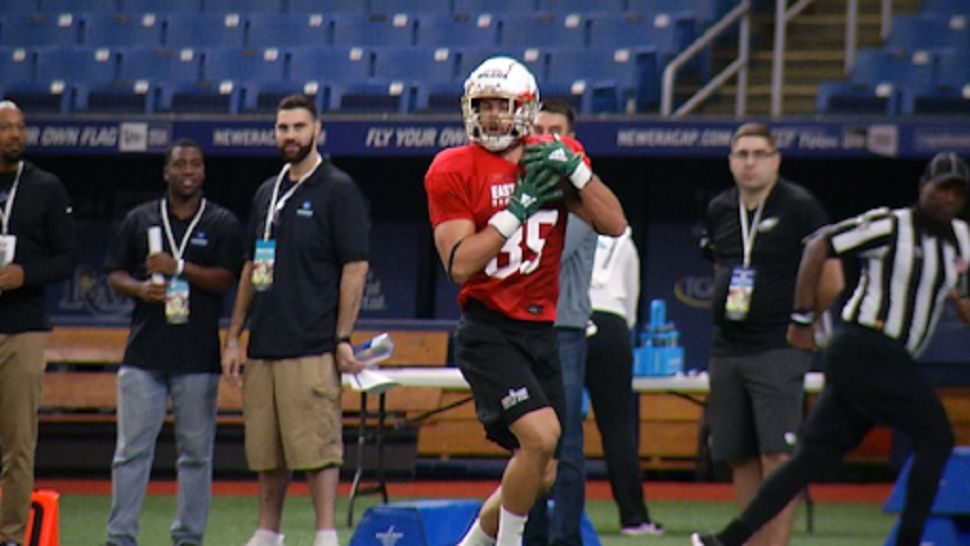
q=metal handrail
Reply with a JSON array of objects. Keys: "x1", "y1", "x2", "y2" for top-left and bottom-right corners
[
  {"x1": 845, "y1": 0, "x2": 858, "y2": 73},
  {"x1": 660, "y1": 0, "x2": 750, "y2": 118},
  {"x1": 880, "y1": 0, "x2": 893, "y2": 40},
  {"x1": 770, "y1": 0, "x2": 815, "y2": 117}
]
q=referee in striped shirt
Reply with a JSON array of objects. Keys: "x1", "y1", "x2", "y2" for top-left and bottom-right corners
[{"x1": 692, "y1": 151, "x2": 970, "y2": 546}]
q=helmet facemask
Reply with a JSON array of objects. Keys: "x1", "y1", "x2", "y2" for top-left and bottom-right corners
[{"x1": 461, "y1": 57, "x2": 539, "y2": 152}]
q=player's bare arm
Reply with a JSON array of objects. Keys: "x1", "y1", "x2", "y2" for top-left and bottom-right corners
[{"x1": 434, "y1": 218, "x2": 506, "y2": 284}]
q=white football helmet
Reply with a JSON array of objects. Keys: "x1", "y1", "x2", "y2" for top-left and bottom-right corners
[{"x1": 461, "y1": 56, "x2": 539, "y2": 152}]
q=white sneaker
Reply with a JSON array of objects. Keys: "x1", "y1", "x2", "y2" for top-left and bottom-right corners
[
  {"x1": 620, "y1": 521, "x2": 665, "y2": 536},
  {"x1": 244, "y1": 529, "x2": 285, "y2": 546}
]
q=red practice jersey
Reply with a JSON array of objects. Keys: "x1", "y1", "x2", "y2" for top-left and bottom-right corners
[{"x1": 425, "y1": 135, "x2": 589, "y2": 322}]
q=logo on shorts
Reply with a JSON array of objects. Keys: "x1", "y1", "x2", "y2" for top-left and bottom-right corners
[
  {"x1": 375, "y1": 525, "x2": 404, "y2": 546},
  {"x1": 501, "y1": 387, "x2": 530, "y2": 410}
]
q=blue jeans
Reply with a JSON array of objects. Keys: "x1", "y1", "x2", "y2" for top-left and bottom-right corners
[
  {"x1": 106, "y1": 366, "x2": 220, "y2": 546},
  {"x1": 525, "y1": 328, "x2": 587, "y2": 546}
]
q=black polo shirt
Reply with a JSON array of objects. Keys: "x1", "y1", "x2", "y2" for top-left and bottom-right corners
[
  {"x1": 103, "y1": 197, "x2": 244, "y2": 373},
  {"x1": 706, "y1": 178, "x2": 828, "y2": 356},
  {"x1": 245, "y1": 156, "x2": 370, "y2": 360},
  {"x1": 0, "y1": 161, "x2": 77, "y2": 333}
]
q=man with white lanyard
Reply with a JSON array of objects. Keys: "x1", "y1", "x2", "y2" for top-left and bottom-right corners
[
  {"x1": 104, "y1": 139, "x2": 243, "y2": 546},
  {"x1": 701, "y1": 123, "x2": 841, "y2": 546},
  {"x1": 0, "y1": 100, "x2": 77, "y2": 546},
  {"x1": 222, "y1": 94, "x2": 369, "y2": 546}
]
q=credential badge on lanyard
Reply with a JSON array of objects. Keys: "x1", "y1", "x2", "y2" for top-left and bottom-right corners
[
  {"x1": 0, "y1": 161, "x2": 23, "y2": 269},
  {"x1": 161, "y1": 197, "x2": 207, "y2": 324},
  {"x1": 252, "y1": 156, "x2": 322, "y2": 292},
  {"x1": 725, "y1": 199, "x2": 764, "y2": 321}
]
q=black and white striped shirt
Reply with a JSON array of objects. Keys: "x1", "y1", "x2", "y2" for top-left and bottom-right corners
[{"x1": 826, "y1": 206, "x2": 970, "y2": 356}]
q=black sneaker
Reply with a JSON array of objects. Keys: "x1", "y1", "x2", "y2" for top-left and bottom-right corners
[{"x1": 689, "y1": 533, "x2": 725, "y2": 546}]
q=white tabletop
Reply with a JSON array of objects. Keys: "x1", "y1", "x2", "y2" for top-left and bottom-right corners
[{"x1": 344, "y1": 368, "x2": 826, "y2": 394}]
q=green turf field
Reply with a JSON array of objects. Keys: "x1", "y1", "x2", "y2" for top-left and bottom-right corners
[{"x1": 60, "y1": 493, "x2": 895, "y2": 546}]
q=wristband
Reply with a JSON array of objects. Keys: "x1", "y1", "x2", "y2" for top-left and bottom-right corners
[
  {"x1": 569, "y1": 161, "x2": 592, "y2": 190},
  {"x1": 488, "y1": 209, "x2": 521, "y2": 239},
  {"x1": 790, "y1": 309, "x2": 816, "y2": 326},
  {"x1": 336, "y1": 335, "x2": 352, "y2": 346},
  {"x1": 175, "y1": 258, "x2": 185, "y2": 277}
]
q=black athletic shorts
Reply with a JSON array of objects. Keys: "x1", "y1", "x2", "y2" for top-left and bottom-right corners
[{"x1": 454, "y1": 299, "x2": 565, "y2": 451}]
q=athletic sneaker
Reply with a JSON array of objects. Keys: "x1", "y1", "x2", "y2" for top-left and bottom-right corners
[
  {"x1": 620, "y1": 521, "x2": 665, "y2": 536},
  {"x1": 243, "y1": 530, "x2": 285, "y2": 546},
  {"x1": 690, "y1": 532, "x2": 725, "y2": 545}
]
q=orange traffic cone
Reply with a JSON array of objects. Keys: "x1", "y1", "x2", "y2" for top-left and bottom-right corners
[{"x1": 23, "y1": 489, "x2": 59, "y2": 546}]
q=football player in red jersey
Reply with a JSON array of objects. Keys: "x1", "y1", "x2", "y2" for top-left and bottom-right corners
[{"x1": 424, "y1": 57, "x2": 627, "y2": 546}]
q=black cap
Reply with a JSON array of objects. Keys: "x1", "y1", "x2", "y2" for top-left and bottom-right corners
[{"x1": 923, "y1": 152, "x2": 969, "y2": 188}]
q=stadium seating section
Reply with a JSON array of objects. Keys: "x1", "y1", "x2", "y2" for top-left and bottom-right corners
[
  {"x1": 817, "y1": 2, "x2": 970, "y2": 115},
  {"x1": 0, "y1": 0, "x2": 732, "y2": 114}
]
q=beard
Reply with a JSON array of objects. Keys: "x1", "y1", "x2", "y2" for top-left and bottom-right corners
[
  {"x1": 278, "y1": 140, "x2": 313, "y2": 164},
  {"x1": 2, "y1": 148, "x2": 23, "y2": 164}
]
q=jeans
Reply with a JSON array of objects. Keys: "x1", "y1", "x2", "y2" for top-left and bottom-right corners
[
  {"x1": 525, "y1": 328, "x2": 587, "y2": 546},
  {"x1": 106, "y1": 366, "x2": 220, "y2": 546}
]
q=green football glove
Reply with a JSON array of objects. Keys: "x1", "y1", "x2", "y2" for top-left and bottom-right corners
[
  {"x1": 489, "y1": 168, "x2": 563, "y2": 238},
  {"x1": 522, "y1": 136, "x2": 593, "y2": 190}
]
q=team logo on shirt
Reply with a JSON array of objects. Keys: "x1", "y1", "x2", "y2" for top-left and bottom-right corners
[
  {"x1": 758, "y1": 217, "x2": 779, "y2": 232},
  {"x1": 190, "y1": 231, "x2": 208, "y2": 246},
  {"x1": 491, "y1": 182, "x2": 515, "y2": 208},
  {"x1": 501, "y1": 387, "x2": 530, "y2": 410},
  {"x1": 297, "y1": 200, "x2": 314, "y2": 218}
]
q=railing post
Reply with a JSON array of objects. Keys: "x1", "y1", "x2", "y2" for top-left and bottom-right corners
[
  {"x1": 736, "y1": 12, "x2": 750, "y2": 117},
  {"x1": 880, "y1": 0, "x2": 892, "y2": 41},
  {"x1": 771, "y1": 0, "x2": 787, "y2": 117},
  {"x1": 846, "y1": 0, "x2": 858, "y2": 74}
]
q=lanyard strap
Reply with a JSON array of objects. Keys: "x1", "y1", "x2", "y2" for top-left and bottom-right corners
[
  {"x1": 738, "y1": 198, "x2": 765, "y2": 268},
  {"x1": 262, "y1": 155, "x2": 322, "y2": 241},
  {"x1": 160, "y1": 197, "x2": 207, "y2": 262},
  {"x1": 0, "y1": 162, "x2": 24, "y2": 236}
]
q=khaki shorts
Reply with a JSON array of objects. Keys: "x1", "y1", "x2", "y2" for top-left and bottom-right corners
[{"x1": 242, "y1": 353, "x2": 342, "y2": 471}]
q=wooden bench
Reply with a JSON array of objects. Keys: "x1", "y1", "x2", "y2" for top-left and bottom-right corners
[{"x1": 40, "y1": 327, "x2": 453, "y2": 428}]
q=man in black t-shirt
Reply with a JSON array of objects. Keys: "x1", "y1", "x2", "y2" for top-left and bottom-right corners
[
  {"x1": 103, "y1": 139, "x2": 243, "y2": 546},
  {"x1": 0, "y1": 100, "x2": 77, "y2": 546},
  {"x1": 222, "y1": 95, "x2": 370, "y2": 546},
  {"x1": 702, "y1": 123, "x2": 840, "y2": 546}
]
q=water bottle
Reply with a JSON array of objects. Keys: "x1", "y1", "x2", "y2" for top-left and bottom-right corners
[
  {"x1": 353, "y1": 332, "x2": 394, "y2": 367},
  {"x1": 649, "y1": 299, "x2": 666, "y2": 331}
]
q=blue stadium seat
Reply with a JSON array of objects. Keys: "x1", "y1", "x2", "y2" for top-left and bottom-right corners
[
  {"x1": 4, "y1": 0, "x2": 40, "y2": 13},
  {"x1": 4, "y1": 47, "x2": 117, "y2": 113},
  {"x1": 369, "y1": 0, "x2": 451, "y2": 17},
  {"x1": 0, "y1": 13, "x2": 82, "y2": 47},
  {"x1": 0, "y1": 48, "x2": 35, "y2": 103},
  {"x1": 922, "y1": 0, "x2": 970, "y2": 15},
  {"x1": 816, "y1": 50, "x2": 932, "y2": 115},
  {"x1": 247, "y1": 13, "x2": 329, "y2": 48},
  {"x1": 203, "y1": 47, "x2": 285, "y2": 112},
  {"x1": 415, "y1": 13, "x2": 499, "y2": 48},
  {"x1": 117, "y1": 47, "x2": 202, "y2": 112},
  {"x1": 331, "y1": 13, "x2": 416, "y2": 47},
  {"x1": 499, "y1": 13, "x2": 587, "y2": 49},
  {"x1": 82, "y1": 12, "x2": 163, "y2": 47},
  {"x1": 628, "y1": 0, "x2": 725, "y2": 24},
  {"x1": 40, "y1": 0, "x2": 118, "y2": 13},
  {"x1": 373, "y1": 47, "x2": 458, "y2": 112},
  {"x1": 288, "y1": 0, "x2": 367, "y2": 14},
  {"x1": 120, "y1": 0, "x2": 202, "y2": 13},
  {"x1": 903, "y1": 50, "x2": 970, "y2": 115},
  {"x1": 453, "y1": 0, "x2": 537, "y2": 16},
  {"x1": 536, "y1": 0, "x2": 626, "y2": 14},
  {"x1": 543, "y1": 47, "x2": 657, "y2": 113},
  {"x1": 588, "y1": 12, "x2": 696, "y2": 59},
  {"x1": 164, "y1": 13, "x2": 245, "y2": 48},
  {"x1": 886, "y1": 13, "x2": 970, "y2": 55},
  {"x1": 203, "y1": 0, "x2": 283, "y2": 14},
  {"x1": 288, "y1": 46, "x2": 371, "y2": 112}
]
